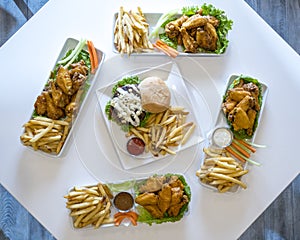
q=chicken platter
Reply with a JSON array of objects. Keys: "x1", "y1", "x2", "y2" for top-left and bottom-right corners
[
  {"x1": 222, "y1": 75, "x2": 264, "y2": 139},
  {"x1": 65, "y1": 174, "x2": 191, "y2": 228},
  {"x1": 20, "y1": 38, "x2": 103, "y2": 155}
]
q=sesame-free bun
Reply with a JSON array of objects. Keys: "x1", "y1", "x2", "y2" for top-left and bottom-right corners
[{"x1": 139, "y1": 76, "x2": 171, "y2": 113}]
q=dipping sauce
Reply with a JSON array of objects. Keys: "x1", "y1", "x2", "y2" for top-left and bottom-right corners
[
  {"x1": 212, "y1": 127, "x2": 233, "y2": 148},
  {"x1": 127, "y1": 137, "x2": 145, "y2": 156},
  {"x1": 113, "y1": 192, "x2": 134, "y2": 211}
]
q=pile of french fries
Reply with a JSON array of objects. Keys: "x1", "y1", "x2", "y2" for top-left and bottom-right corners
[
  {"x1": 114, "y1": 6, "x2": 153, "y2": 55},
  {"x1": 20, "y1": 116, "x2": 70, "y2": 154},
  {"x1": 196, "y1": 147, "x2": 249, "y2": 193},
  {"x1": 64, "y1": 183, "x2": 114, "y2": 228},
  {"x1": 127, "y1": 106, "x2": 196, "y2": 157}
]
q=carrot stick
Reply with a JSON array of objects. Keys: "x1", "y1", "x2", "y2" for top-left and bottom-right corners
[
  {"x1": 114, "y1": 215, "x2": 126, "y2": 226},
  {"x1": 87, "y1": 42, "x2": 95, "y2": 73},
  {"x1": 225, "y1": 146, "x2": 246, "y2": 163},
  {"x1": 125, "y1": 211, "x2": 138, "y2": 221},
  {"x1": 156, "y1": 39, "x2": 179, "y2": 57},
  {"x1": 87, "y1": 40, "x2": 99, "y2": 74},
  {"x1": 153, "y1": 43, "x2": 172, "y2": 57},
  {"x1": 231, "y1": 141, "x2": 251, "y2": 158},
  {"x1": 113, "y1": 212, "x2": 138, "y2": 226},
  {"x1": 235, "y1": 138, "x2": 256, "y2": 153},
  {"x1": 154, "y1": 39, "x2": 179, "y2": 58}
]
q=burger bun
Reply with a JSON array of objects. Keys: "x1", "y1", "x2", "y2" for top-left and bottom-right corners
[{"x1": 139, "y1": 76, "x2": 171, "y2": 113}]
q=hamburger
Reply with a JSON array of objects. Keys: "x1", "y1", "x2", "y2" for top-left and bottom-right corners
[{"x1": 139, "y1": 76, "x2": 171, "y2": 113}]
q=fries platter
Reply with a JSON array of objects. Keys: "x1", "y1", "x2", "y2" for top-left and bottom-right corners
[
  {"x1": 65, "y1": 173, "x2": 190, "y2": 229},
  {"x1": 197, "y1": 74, "x2": 268, "y2": 193},
  {"x1": 96, "y1": 62, "x2": 204, "y2": 169},
  {"x1": 20, "y1": 38, "x2": 105, "y2": 157}
]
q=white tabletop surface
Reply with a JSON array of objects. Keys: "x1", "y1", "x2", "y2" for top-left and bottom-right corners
[{"x1": 1, "y1": 0, "x2": 300, "y2": 239}]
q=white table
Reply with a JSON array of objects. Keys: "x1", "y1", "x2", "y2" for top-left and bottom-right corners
[{"x1": 1, "y1": 0, "x2": 299, "y2": 239}]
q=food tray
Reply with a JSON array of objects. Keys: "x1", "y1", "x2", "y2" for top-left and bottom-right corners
[
  {"x1": 199, "y1": 74, "x2": 269, "y2": 193},
  {"x1": 112, "y1": 12, "x2": 228, "y2": 57},
  {"x1": 96, "y1": 61, "x2": 204, "y2": 169},
  {"x1": 21, "y1": 38, "x2": 105, "y2": 157},
  {"x1": 65, "y1": 173, "x2": 191, "y2": 229}
]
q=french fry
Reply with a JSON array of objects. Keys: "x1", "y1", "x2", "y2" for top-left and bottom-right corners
[
  {"x1": 196, "y1": 146, "x2": 249, "y2": 192},
  {"x1": 20, "y1": 116, "x2": 70, "y2": 154},
  {"x1": 114, "y1": 6, "x2": 153, "y2": 55},
  {"x1": 128, "y1": 106, "x2": 196, "y2": 157}
]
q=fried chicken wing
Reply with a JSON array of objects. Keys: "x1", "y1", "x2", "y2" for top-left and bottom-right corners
[
  {"x1": 196, "y1": 22, "x2": 218, "y2": 51},
  {"x1": 44, "y1": 92, "x2": 64, "y2": 120},
  {"x1": 56, "y1": 66, "x2": 73, "y2": 95},
  {"x1": 228, "y1": 107, "x2": 251, "y2": 131},
  {"x1": 247, "y1": 109, "x2": 257, "y2": 136},
  {"x1": 170, "y1": 187, "x2": 184, "y2": 206},
  {"x1": 180, "y1": 27, "x2": 198, "y2": 53},
  {"x1": 50, "y1": 81, "x2": 70, "y2": 108},
  {"x1": 182, "y1": 14, "x2": 207, "y2": 30},
  {"x1": 139, "y1": 176, "x2": 166, "y2": 193},
  {"x1": 222, "y1": 99, "x2": 237, "y2": 114},
  {"x1": 236, "y1": 95, "x2": 253, "y2": 112},
  {"x1": 34, "y1": 92, "x2": 47, "y2": 116},
  {"x1": 168, "y1": 195, "x2": 189, "y2": 217},
  {"x1": 135, "y1": 192, "x2": 158, "y2": 205},
  {"x1": 165, "y1": 15, "x2": 188, "y2": 39},
  {"x1": 228, "y1": 88, "x2": 251, "y2": 102},
  {"x1": 143, "y1": 205, "x2": 164, "y2": 219},
  {"x1": 158, "y1": 184, "x2": 172, "y2": 213}
]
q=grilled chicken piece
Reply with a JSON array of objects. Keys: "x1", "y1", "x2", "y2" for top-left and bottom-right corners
[
  {"x1": 34, "y1": 92, "x2": 47, "y2": 115},
  {"x1": 180, "y1": 27, "x2": 198, "y2": 53},
  {"x1": 182, "y1": 14, "x2": 207, "y2": 30},
  {"x1": 65, "y1": 90, "x2": 83, "y2": 118},
  {"x1": 44, "y1": 92, "x2": 64, "y2": 120},
  {"x1": 50, "y1": 81, "x2": 70, "y2": 108},
  {"x1": 165, "y1": 15, "x2": 189, "y2": 39}
]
